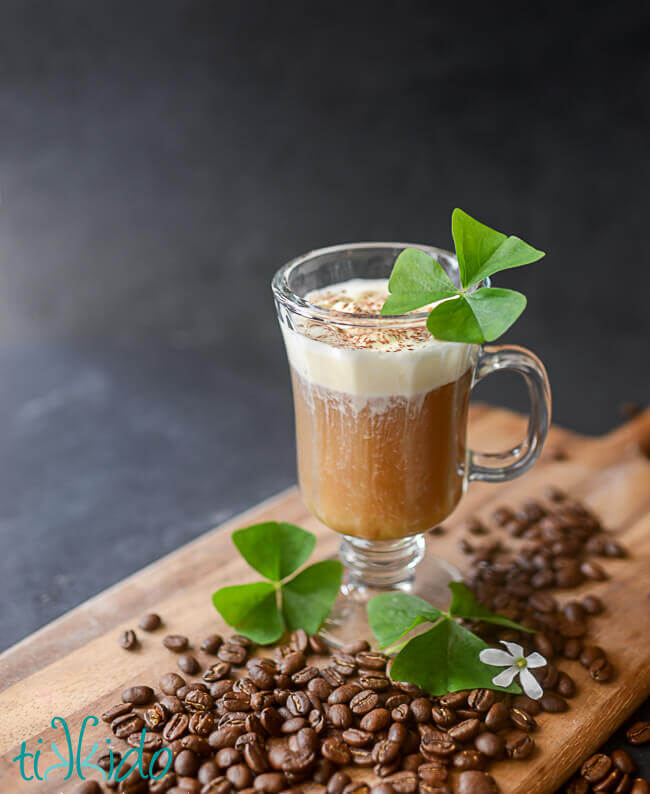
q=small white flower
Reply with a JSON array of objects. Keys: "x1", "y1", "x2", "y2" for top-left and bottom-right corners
[{"x1": 479, "y1": 641, "x2": 547, "y2": 699}]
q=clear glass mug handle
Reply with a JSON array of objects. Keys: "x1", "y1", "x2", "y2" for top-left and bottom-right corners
[{"x1": 468, "y1": 345, "x2": 552, "y2": 483}]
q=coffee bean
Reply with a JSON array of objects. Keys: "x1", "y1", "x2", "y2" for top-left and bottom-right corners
[
  {"x1": 342, "y1": 639, "x2": 370, "y2": 654},
  {"x1": 322, "y1": 668, "x2": 345, "y2": 688},
  {"x1": 331, "y1": 653, "x2": 358, "y2": 676},
  {"x1": 138, "y1": 613, "x2": 162, "y2": 631},
  {"x1": 530, "y1": 592, "x2": 557, "y2": 614},
  {"x1": 204, "y1": 662, "x2": 232, "y2": 682},
  {"x1": 322, "y1": 737, "x2": 352, "y2": 765},
  {"x1": 356, "y1": 651, "x2": 388, "y2": 670},
  {"x1": 308, "y1": 676, "x2": 332, "y2": 699},
  {"x1": 440, "y1": 691, "x2": 468, "y2": 708},
  {"x1": 453, "y1": 749, "x2": 487, "y2": 771},
  {"x1": 328, "y1": 703, "x2": 353, "y2": 729},
  {"x1": 420, "y1": 730, "x2": 456, "y2": 758},
  {"x1": 164, "y1": 634, "x2": 189, "y2": 652},
  {"x1": 254, "y1": 772, "x2": 286, "y2": 792},
  {"x1": 448, "y1": 718, "x2": 481, "y2": 743},
  {"x1": 391, "y1": 704, "x2": 410, "y2": 723},
  {"x1": 178, "y1": 653, "x2": 200, "y2": 675},
  {"x1": 590, "y1": 657, "x2": 614, "y2": 682},
  {"x1": 173, "y1": 748, "x2": 199, "y2": 777},
  {"x1": 582, "y1": 594, "x2": 604, "y2": 615},
  {"x1": 278, "y1": 650, "x2": 305, "y2": 675},
  {"x1": 556, "y1": 671, "x2": 576, "y2": 698},
  {"x1": 198, "y1": 759, "x2": 221, "y2": 784},
  {"x1": 627, "y1": 721, "x2": 650, "y2": 745},
  {"x1": 148, "y1": 772, "x2": 177, "y2": 793},
  {"x1": 225, "y1": 763, "x2": 253, "y2": 789},
  {"x1": 200, "y1": 777, "x2": 232, "y2": 794},
  {"x1": 200, "y1": 634, "x2": 223, "y2": 654},
  {"x1": 467, "y1": 689, "x2": 495, "y2": 712},
  {"x1": 540, "y1": 692, "x2": 568, "y2": 713},
  {"x1": 101, "y1": 702, "x2": 133, "y2": 723},
  {"x1": 243, "y1": 741, "x2": 269, "y2": 773},
  {"x1": 457, "y1": 770, "x2": 498, "y2": 794},
  {"x1": 119, "y1": 629, "x2": 138, "y2": 650},
  {"x1": 593, "y1": 768, "x2": 622, "y2": 791},
  {"x1": 128, "y1": 730, "x2": 163, "y2": 752},
  {"x1": 410, "y1": 698, "x2": 433, "y2": 723},
  {"x1": 143, "y1": 702, "x2": 168, "y2": 730},
  {"x1": 360, "y1": 707, "x2": 390, "y2": 732},
  {"x1": 97, "y1": 751, "x2": 120, "y2": 771},
  {"x1": 280, "y1": 716, "x2": 307, "y2": 733},
  {"x1": 349, "y1": 689, "x2": 379, "y2": 714},
  {"x1": 582, "y1": 754, "x2": 613, "y2": 782},
  {"x1": 359, "y1": 673, "x2": 390, "y2": 691},
  {"x1": 309, "y1": 634, "x2": 330, "y2": 655},
  {"x1": 484, "y1": 703, "x2": 510, "y2": 732},
  {"x1": 534, "y1": 632, "x2": 555, "y2": 659},
  {"x1": 343, "y1": 783, "x2": 370, "y2": 794},
  {"x1": 122, "y1": 685, "x2": 154, "y2": 705},
  {"x1": 328, "y1": 772, "x2": 351, "y2": 794},
  {"x1": 510, "y1": 707, "x2": 537, "y2": 732},
  {"x1": 612, "y1": 749, "x2": 637, "y2": 774},
  {"x1": 285, "y1": 690, "x2": 310, "y2": 716},
  {"x1": 372, "y1": 785, "x2": 397, "y2": 794},
  {"x1": 580, "y1": 645, "x2": 606, "y2": 667},
  {"x1": 418, "y1": 761, "x2": 447, "y2": 781},
  {"x1": 329, "y1": 683, "x2": 362, "y2": 705},
  {"x1": 506, "y1": 731, "x2": 535, "y2": 760},
  {"x1": 163, "y1": 713, "x2": 190, "y2": 741},
  {"x1": 160, "y1": 695, "x2": 185, "y2": 714},
  {"x1": 313, "y1": 758, "x2": 336, "y2": 784},
  {"x1": 630, "y1": 780, "x2": 650, "y2": 794},
  {"x1": 189, "y1": 711, "x2": 215, "y2": 737},
  {"x1": 384, "y1": 771, "x2": 418, "y2": 794},
  {"x1": 112, "y1": 712, "x2": 144, "y2": 738},
  {"x1": 581, "y1": 559, "x2": 607, "y2": 580},
  {"x1": 474, "y1": 732, "x2": 505, "y2": 760},
  {"x1": 219, "y1": 643, "x2": 248, "y2": 665},
  {"x1": 292, "y1": 665, "x2": 320, "y2": 685},
  {"x1": 563, "y1": 638, "x2": 583, "y2": 660},
  {"x1": 160, "y1": 672, "x2": 186, "y2": 695}
]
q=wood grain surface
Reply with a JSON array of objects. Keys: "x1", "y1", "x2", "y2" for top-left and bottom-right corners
[{"x1": 1, "y1": 405, "x2": 649, "y2": 794}]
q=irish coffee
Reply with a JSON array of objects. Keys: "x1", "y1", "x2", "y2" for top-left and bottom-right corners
[{"x1": 281, "y1": 279, "x2": 477, "y2": 541}]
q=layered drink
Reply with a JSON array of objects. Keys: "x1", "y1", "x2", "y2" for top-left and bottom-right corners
[{"x1": 281, "y1": 279, "x2": 478, "y2": 541}]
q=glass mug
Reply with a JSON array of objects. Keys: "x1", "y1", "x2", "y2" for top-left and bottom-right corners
[{"x1": 272, "y1": 242, "x2": 551, "y2": 646}]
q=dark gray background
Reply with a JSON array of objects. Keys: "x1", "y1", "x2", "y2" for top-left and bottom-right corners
[{"x1": 0, "y1": 0, "x2": 648, "y2": 777}]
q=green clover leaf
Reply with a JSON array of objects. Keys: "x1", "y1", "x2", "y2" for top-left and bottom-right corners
[
  {"x1": 426, "y1": 288, "x2": 527, "y2": 344},
  {"x1": 381, "y1": 208, "x2": 544, "y2": 344},
  {"x1": 367, "y1": 592, "x2": 442, "y2": 649},
  {"x1": 232, "y1": 521, "x2": 315, "y2": 581},
  {"x1": 381, "y1": 248, "x2": 459, "y2": 315},
  {"x1": 213, "y1": 523, "x2": 342, "y2": 644},
  {"x1": 452, "y1": 208, "x2": 545, "y2": 289},
  {"x1": 390, "y1": 619, "x2": 522, "y2": 696},
  {"x1": 211, "y1": 582, "x2": 284, "y2": 644},
  {"x1": 282, "y1": 560, "x2": 343, "y2": 635}
]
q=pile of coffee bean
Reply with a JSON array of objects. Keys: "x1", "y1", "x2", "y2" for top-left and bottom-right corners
[
  {"x1": 457, "y1": 488, "x2": 621, "y2": 686},
  {"x1": 563, "y1": 743, "x2": 650, "y2": 793},
  {"x1": 78, "y1": 489, "x2": 638, "y2": 794}
]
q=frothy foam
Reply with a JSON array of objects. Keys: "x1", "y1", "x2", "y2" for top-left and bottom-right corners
[{"x1": 281, "y1": 278, "x2": 477, "y2": 398}]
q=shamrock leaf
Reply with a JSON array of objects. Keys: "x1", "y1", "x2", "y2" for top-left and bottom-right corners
[
  {"x1": 426, "y1": 288, "x2": 526, "y2": 344},
  {"x1": 232, "y1": 521, "x2": 315, "y2": 581},
  {"x1": 367, "y1": 592, "x2": 442, "y2": 649},
  {"x1": 448, "y1": 582, "x2": 534, "y2": 632},
  {"x1": 282, "y1": 560, "x2": 343, "y2": 634},
  {"x1": 390, "y1": 619, "x2": 522, "y2": 696},
  {"x1": 212, "y1": 582, "x2": 284, "y2": 644},
  {"x1": 452, "y1": 208, "x2": 545, "y2": 289},
  {"x1": 381, "y1": 248, "x2": 459, "y2": 315}
]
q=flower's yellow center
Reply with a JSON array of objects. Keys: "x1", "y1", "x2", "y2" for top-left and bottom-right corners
[{"x1": 516, "y1": 657, "x2": 527, "y2": 669}]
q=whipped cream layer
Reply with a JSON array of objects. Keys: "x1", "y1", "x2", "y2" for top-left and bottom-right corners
[{"x1": 282, "y1": 278, "x2": 477, "y2": 397}]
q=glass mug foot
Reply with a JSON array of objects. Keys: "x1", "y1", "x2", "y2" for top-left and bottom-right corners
[{"x1": 319, "y1": 534, "x2": 461, "y2": 648}]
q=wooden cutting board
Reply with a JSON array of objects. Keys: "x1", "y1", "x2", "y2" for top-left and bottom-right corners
[{"x1": 1, "y1": 405, "x2": 649, "y2": 794}]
